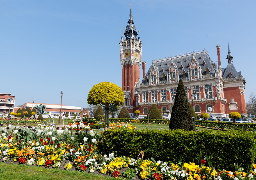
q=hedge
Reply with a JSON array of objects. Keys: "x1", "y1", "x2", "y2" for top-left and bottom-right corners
[
  {"x1": 196, "y1": 120, "x2": 256, "y2": 131},
  {"x1": 98, "y1": 129, "x2": 256, "y2": 171}
]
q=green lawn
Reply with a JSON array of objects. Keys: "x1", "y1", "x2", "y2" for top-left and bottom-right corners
[{"x1": 0, "y1": 162, "x2": 115, "y2": 180}]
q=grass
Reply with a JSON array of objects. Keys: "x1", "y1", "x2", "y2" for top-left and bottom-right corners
[
  {"x1": 132, "y1": 123, "x2": 169, "y2": 130},
  {"x1": 0, "y1": 162, "x2": 115, "y2": 180}
]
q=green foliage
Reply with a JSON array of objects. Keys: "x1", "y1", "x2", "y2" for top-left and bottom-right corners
[
  {"x1": 109, "y1": 105, "x2": 118, "y2": 118},
  {"x1": 148, "y1": 104, "x2": 162, "y2": 119},
  {"x1": 94, "y1": 106, "x2": 104, "y2": 119},
  {"x1": 118, "y1": 107, "x2": 130, "y2": 118},
  {"x1": 189, "y1": 103, "x2": 197, "y2": 118},
  {"x1": 169, "y1": 79, "x2": 193, "y2": 130},
  {"x1": 200, "y1": 113, "x2": 209, "y2": 120},
  {"x1": 229, "y1": 112, "x2": 242, "y2": 119},
  {"x1": 99, "y1": 129, "x2": 256, "y2": 172},
  {"x1": 37, "y1": 114, "x2": 43, "y2": 121}
]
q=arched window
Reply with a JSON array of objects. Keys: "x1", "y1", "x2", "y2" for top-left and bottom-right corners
[
  {"x1": 195, "y1": 105, "x2": 201, "y2": 112},
  {"x1": 143, "y1": 107, "x2": 148, "y2": 114}
]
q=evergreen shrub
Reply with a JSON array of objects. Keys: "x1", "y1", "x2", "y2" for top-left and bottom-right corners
[
  {"x1": 99, "y1": 129, "x2": 256, "y2": 171},
  {"x1": 118, "y1": 107, "x2": 130, "y2": 118}
]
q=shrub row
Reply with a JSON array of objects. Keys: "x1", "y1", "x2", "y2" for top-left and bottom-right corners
[
  {"x1": 108, "y1": 118, "x2": 168, "y2": 124},
  {"x1": 196, "y1": 120, "x2": 256, "y2": 131},
  {"x1": 89, "y1": 123, "x2": 105, "y2": 129},
  {"x1": 98, "y1": 129, "x2": 256, "y2": 171}
]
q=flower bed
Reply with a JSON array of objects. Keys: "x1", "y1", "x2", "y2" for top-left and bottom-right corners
[{"x1": 0, "y1": 123, "x2": 256, "y2": 179}]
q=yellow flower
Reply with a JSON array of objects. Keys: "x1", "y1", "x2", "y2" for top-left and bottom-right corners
[{"x1": 64, "y1": 162, "x2": 72, "y2": 170}]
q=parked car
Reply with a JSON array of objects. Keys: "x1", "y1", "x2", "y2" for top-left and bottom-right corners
[
  {"x1": 235, "y1": 119, "x2": 248, "y2": 123},
  {"x1": 207, "y1": 117, "x2": 217, "y2": 121},
  {"x1": 222, "y1": 118, "x2": 232, "y2": 122}
]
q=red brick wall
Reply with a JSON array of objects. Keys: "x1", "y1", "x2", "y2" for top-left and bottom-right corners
[{"x1": 224, "y1": 87, "x2": 247, "y2": 114}]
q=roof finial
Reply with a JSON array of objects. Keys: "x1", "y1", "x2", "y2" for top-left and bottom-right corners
[
  {"x1": 128, "y1": 4, "x2": 133, "y2": 23},
  {"x1": 226, "y1": 42, "x2": 233, "y2": 64},
  {"x1": 228, "y1": 42, "x2": 230, "y2": 53}
]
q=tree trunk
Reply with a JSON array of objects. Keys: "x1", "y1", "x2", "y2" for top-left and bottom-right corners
[{"x1": 105, "y1": 104, "x2": 109, "y2": 129}]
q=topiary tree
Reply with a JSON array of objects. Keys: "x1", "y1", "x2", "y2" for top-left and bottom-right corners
[
  {"x1": 229, "y1": 112, "x2": 241, "y2": 123},
  {"x1": 189, "y1": 103, "x2": 197, "y2": 119},
  {"x1": 118, "y1": 106, "x2": 130, "y2": 118},
  {"x1": 87, "y1": 82, "x2": 124, "y2": 129},
  {"x1": 94, "y1": 106, "x2": 104, "y2": 119},
  {"x1": 148, "y1": 104, "x2": 162, "y2": 119},
  {"x1": 169, "y1": 79, "x2": 193, "y2": 130},
  {"x1": 200, "y1": 113, "x2": 209, "y2": 120},
  {"x1": 109, "y1": 104, "x2": 118, "y2": 118}
]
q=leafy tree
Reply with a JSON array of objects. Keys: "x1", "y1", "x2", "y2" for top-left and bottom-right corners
[
  {"x1": 94, "y1": 106, "x2": 104, "y2": 119},
  {"x1": 229, "y1": 112, "x2": 241, "y2": 123},
  {"x1": 200, "y1": 113, "x2": 209, "y2": 120},
  {"x1": 87, "y1": 82, "x2": 124, "y2": 129},
  {"x1": 25, "y1": 107, "x2": 32, "y2": 117},
  {"x1": 134, "y1": 110, "x2": 140, "y2": 118},
  {"x1": 189, "y1": 103, "x2": 197, "y2": 119},
  {"x1": 148, "y1": 104, "x2": 162, "y2": 119},
  {"x1": 118, "y1": 106, "x2": 130, "y2": 118},
  {"x1": 169, "y1": 79, "x2": 193, "y2": 130}
]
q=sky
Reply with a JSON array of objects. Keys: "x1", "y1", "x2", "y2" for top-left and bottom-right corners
[{"x1": 1, "y1": 0, "x2": 255, "y2": 109}]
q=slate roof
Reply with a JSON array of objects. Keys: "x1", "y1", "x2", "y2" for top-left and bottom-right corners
[
  {"x1": 143, "y1": 50, "x2": 216, "y2": 82},
  {"x1": 222, "y1": 63, "x2": 241, "y2": 78}
]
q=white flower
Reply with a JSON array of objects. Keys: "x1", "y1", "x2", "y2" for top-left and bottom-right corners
[
  {"x1": 92, "y1": 139, "x2": 97, "y2": 143},
  {"x1": 52, "y1": 137, "x2": 56, "y2": 141},
  {"x1": 83, "y1": 137, "x2": 88, "y2": 142},
  {"x1": 3, "y1": 157, "x2": 7, "y2": 161},
  {"x1": 36, "y1": 142, "x2": 39, "y2": 146},
  {"x1": 57, "y1": 130, "x2": 64, "y2": 135},
  {"x1": 47, "y1": 131, "x2": 52, "y2": 136},
  {"x1": 13, "y1": 130, "x2": 18, "y2": 134},
  {"x1": 27, "y1": 158, "x2": 35, "y2": 165},
  {"x1": 90, "y1": 168, "x2": 95, "y2": 173},
  {"x1": 70, "y1": 149, "x2": 73, "y2": 153},
  {"x1": 71, "y1": 137, "x2": 74, "y2": 140},
  {"x1": 9, "y1": 138, "x2": 12, "y2": 142},
  {"x1": 2, "y1": 133, "x2": 6, "y2": 137},
  {"x1": 248, "y1": 173, "x2": 254, "y2": 179},
  {"x1": 89, "y1": 130, "x2": 95, "y2": 136},
  {"x1": 29, "y1": 141, "x2": 32, "y2": 144}
]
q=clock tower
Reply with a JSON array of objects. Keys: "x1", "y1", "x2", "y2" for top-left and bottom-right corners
[{"x1": 120, "y1": 6, "x2": 142, "y2": 114}]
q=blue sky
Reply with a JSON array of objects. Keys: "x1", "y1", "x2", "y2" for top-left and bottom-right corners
[{"x1": 1, "y1": 0, "x2": 255, "y2": 108}]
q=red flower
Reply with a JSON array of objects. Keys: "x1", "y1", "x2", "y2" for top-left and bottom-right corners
[
  {"x1": 79, "y1": 164, "x2": 87, "y2": 171},
  {"x1": 88, "y1": 148, "x2": 91, "y2": 152},
  {"x1": 88, "y1": 144, "x2": 91, "y2": 147},
  {"x1": 45, "y1": 160, "x2": 52, "y2": 167},
  {"x1": 50, "y1": 141, "x2": 53, "y2": 145},
  {"x1": 19, "y1": 157, "x2": 26, "y2": 164},
  {"x1": 112, "y1": 170, "x2": 120, "y2": 178},
  {"x1": 48, "y1": 137, "x2": 50, "y2": 141},
  {"x1": 40, "y1": 138, "x2": 43, "y2": 142},
  {"x1": 153, "y1": 173, "x2": 163, "y2": 180},
  {"x1": 57, "y1": 144, "x2": 60, "y2": 148},
  {"x1": 201, "y1": 159, "x2": 206, "y2": 165},
  {"x1": 44, "y1": 141, "x2": 48, "y2": 145},
  {"x1": 73, "y1": 150, "x2": 75, "y2": 153}
]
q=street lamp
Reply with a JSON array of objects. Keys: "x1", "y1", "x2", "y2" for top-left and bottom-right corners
[{"x1": 59, "y1": 91, "x2": 63, "y2": 123}]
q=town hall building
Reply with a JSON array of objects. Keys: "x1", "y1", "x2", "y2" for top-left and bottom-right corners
[{"x1": 120, "y1": 8, "x2": 247, "y2": 118}]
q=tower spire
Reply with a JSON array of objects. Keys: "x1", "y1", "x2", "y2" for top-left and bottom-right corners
[
  {"x1": 128, "y1": 4, "x2": 133, "y2": 24},
  {"x1": 226, "y1": 42, "x2": 233, "y2": 64}
]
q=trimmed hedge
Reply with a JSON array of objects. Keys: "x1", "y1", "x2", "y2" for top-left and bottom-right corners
[
  {"x1": 108, "y1": 118, "x2": 168, "y2": 124},
  {"x1": 98, "y1": 129, "x2": 256, "y2": 171},
  {"x1": 90, "y1": 123, "x2": 105, "y2": 129},
  {"x1": 196, "y1": 120, "x2": 256, "y2": 131}
]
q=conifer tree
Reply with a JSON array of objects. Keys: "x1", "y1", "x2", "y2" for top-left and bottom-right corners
[
  {"x1": 118, "y1": 106, "x2": 130, "y2": 118},
  {"x1": 189, "y1": 102, "x2": 197, "y2": 119},
  {"x1": 148, "y1": 104, "x2": 162, "y2": 119},
  {"x1": 169, "y1": 79, "x2": 193, "y2": 130},
  {"x1": 94, "y1": 106, "x2": 104, "y2": 119}
]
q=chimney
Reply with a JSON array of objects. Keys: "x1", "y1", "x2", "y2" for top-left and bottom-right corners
[
  {"x1": 142, "y1": 61, "x2": 146, "y2": 78},
  {"x1": 216, "y1": 45, "x2": 221, "y2": 67}
]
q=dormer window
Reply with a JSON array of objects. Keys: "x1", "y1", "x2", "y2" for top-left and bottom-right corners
[
  {"x1": 228, "y1": 72, "x2": 233, "y2": 78},
  {"x1": 180, "y1": 65, "x2": 183, "y2": 69},
  {"x1": 205, "y1": 67, "x2": 210, "y2": 75},
  {"x1": 202, "y1": 61, "x2": 205, "y2": 66},
  {"x1": 177, "y1": 61, "x2": 180, "y2": 63},
  {"x1": 184, "y1": 59, "x2": 187, "y2": 62},
  {"x1": 187, "y1": 63, "x2": 190, "y2": 67},
  {"x1": 199, "y1": 57, "x2": 201, "y2": 59}
]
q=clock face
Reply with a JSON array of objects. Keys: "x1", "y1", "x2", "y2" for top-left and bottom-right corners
[
  {"x1": 125, "y1": 51, "x2": 130, "y2": 58},
  {"x1": 135, "y1": 52, "x2": 138, "y2": 58}
]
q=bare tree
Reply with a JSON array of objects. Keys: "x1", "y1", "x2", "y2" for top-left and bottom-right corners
[{"x1": 246, "y1": 93, "x2": 256, "y2": 117}]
